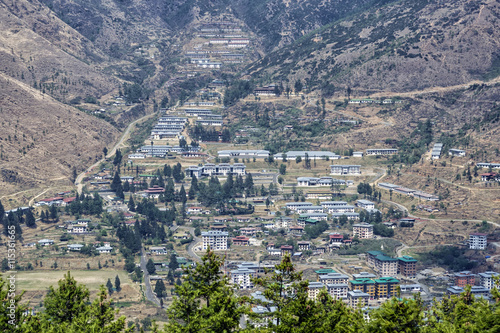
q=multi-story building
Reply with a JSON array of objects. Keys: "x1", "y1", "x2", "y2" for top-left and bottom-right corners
[
  {"x1": 353, "y1": 223, "x2": 374, "y2": 239},
  {"x1": 478, "y1": 271, "x2": 500, "y2": 290},
  {"x1": 348, "y1": 290, "x2": 370, "y2": 307},
  {"x1": 297, "y1": 177, "x2": 346, "y2": 187},
  {"x1": 454, "y1": 271, "x2": 476, "y2": 287},
  {"x1": 319, "y1": 273, "x2": 349, "y2": 285},
  {"x1": 374, "y1": 277, "x2": 400, "y2": 299},
  {"x1": 398, "y1": 256, "x2": 418, "y2": 278},
  {"x1": 230, "y1": 268, "x2": 256, "y2": 289},
  {"x1": 469, "y1": 233, "x2": 487, "y2": 250},
  {"x1": 281, "y1": 245, "x2": 293, "y2": 256},
  {"x1": 330, "y1": 165, "x2": 361, "y2": 175},
  {"x1": 308, "y1": 282, "x2": 326, "y2": 300},
  {"x1": 367, "y1": 251, "x2": 398, "y2": 277},
  {"x1": 185, "y1": 163, "x2": 246, "y2": 178},
  {"x1": 202, "y1": 230, "x2": 228, "y2": 250},
  {"x1": 321, "y1": 201, "x2": 349, "y2": 209},
  {"x1": 274, "y1": 151, "x2": 341, "y2": 161},
  {"x1": 297, "y1": 241, "x2": 311, "y2": 251},
  {"x1": 327, "y1": 283, "x2": 349, "y2": 300},
  {"x1": 218, "y1": 150, "x2": 270, "y2": 159},
  {"x1": 325, "y1": 205, "x2": 355, "y2": 214},
  {"x1": 285, "y1": 202, "x2": 313, "y2": 211},
  {"x1": 350, "y1": 278, "x2": 376, "y2": 299}
]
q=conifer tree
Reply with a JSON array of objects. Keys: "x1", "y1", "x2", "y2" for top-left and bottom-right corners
[
  {"x1": 115, "y1": 275, "x2": 121, "y2": 292},
  {"x1": 25, "y1": 208, "x2": 36, "y2": 228},
  {"x1": 146, "y1": 259, "x2": 156, "y2": 275},
  {"x1": 106, "y1": 279, "x2": 113, "y2": 295},
  {"x1": 154, "y1": 280, "x2": 166, "y2": 298}
]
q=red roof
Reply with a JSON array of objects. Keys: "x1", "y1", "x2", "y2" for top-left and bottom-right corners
[
  {"x1": 63, "y1": 197, "x2": 77, "y2": 203},
  {"x1": 329, "y1": 234, "x2": 343, "y2": 239}
]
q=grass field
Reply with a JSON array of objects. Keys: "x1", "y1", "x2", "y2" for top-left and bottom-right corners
[{"x1": 15, "y1": 270, "x2": 133, "y2": 291}]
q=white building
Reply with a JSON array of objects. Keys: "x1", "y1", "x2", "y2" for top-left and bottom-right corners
[
  {"x1": 38, "y1": 239, "x2": 54, "y2": 246},
  {"x1": 469, "y1": 233, "x2": 487, "y2": 250},
  {"x1": 96, "y1": 245, "x2": 113, "y2": 253},
  {"x1": 366, "y1": 149, "x2": 398, "y2": 155},
  {"x1": 275, "y1": 151, "x2": 341, "y2": 161},
  {"x1": 327, "y1": 283, "x2": 349, "y2": 300},
  {"x1": 478, "y1": 271, "x2": 500, "y2": 290},
  {"x1": 308, "y1": 282, "x2": 326, "y2": 300},
  {"x1": 202, "y1": 230, "x2": 229, "y2": 250},
  {"x1": 352, "y1": 152, "x2": 364, "y2": 158},
  {"x1": 325, "y1": 205, "x2": 355, "y2": 214},
  {"x1": 330, "y1": 165, "x2": 361, "y2": 175},
  {"x1": 218, "y1": 150, "x2": 270, "y2": 159},
  {"x1": 297, "y1": 177, "x2": 346, "y2": 187},
  {"x1": 230, "y1": 268, "x2": 256, "y2": 289},
  {"x1": 448, "y1": 149, "x2": 466, "y2": 157},
  {"x1": 353, "y1": 223, "x2": 374, "y2": 239},
  {"x1": 356, "y1": 200, "x2": 375, "y2": 210}
]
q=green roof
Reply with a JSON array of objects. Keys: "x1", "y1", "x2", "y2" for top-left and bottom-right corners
[
  {"x1": 139, "y1": 174, "x2": 155, "y2": 178},
  {"x1": 375, "y1": 277, "x2": 399, "y2": 284},
  {"x1": 398, "y1": 256, "x2": 417, "y2": 263},
  {"x1": 315, "y1": 269, "x2": 336, "y2": 274},
  {"x1": 368, "y1": 251, "x2": 397, "y2": 262},
  {"x1": 350, "y1": 278, "x2": 375, "y2": 285}
]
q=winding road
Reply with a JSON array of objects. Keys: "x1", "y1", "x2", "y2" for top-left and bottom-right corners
[
  {"x1": 140, "y1": 248, "x2": 161, "y2": 307},
  {"x1": 75, "y1": 112, "x2": 156, "y2": 194}
]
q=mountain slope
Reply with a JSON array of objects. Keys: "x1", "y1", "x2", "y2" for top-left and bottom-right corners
[
  {"x1": 0, "y1": 73, "x2": 119, "y2": 202},
  {"x1": 248, "y1": 0, "x2": 500, "y2": 93}
]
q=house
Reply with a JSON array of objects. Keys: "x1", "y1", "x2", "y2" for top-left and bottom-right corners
[
  {"x1": 38, "y1": 239, "x2": 54, "y2": 246},
  {"x1": 96, "y1": 245, "x2": 113, "y2": 253},
  {"x1": 240, "y1": 227, "x2": 258, "y2": 237},
  {"x1": 477, "y1": 162, "x2": 500, "y2": 169},
  {"x1": 352, "y1": 152, "x2": 364, "y2": 158},
  {"x1": 448, "y1": 149, "x2": 466, "y2": 157},
  {"x1": 469, "y1": 233, "x2": 487, "y2": 250},
  {"x1": 67, "y1": 244, "x2": 84, "y2": 251},
  {"x1": 232, "y1": 235, "x2": 250, "y2": 246},
  {"x1": 353, "y1": 223, "x2": 374, "y2": 239},
  {"x1": 297, "y1": 241, "x2": 310, "y2": 251},
  {"x1": 150, "y1": 247, "x2": 167, "y2": 255},
  {"x1": 187, "y1": 207, "x2": 203, "y2": 214},
  {"x1": 202, "y1": 230, "x2": 228, "y2": 250},
  {"x1": 431, "y1": 143, "x2": 443, "y2": 160},
  {"x1": 67, "y1": 224, "x2": 88, "y2": 234},
  {"x1": 144, "y1": 186, "x2": 165, "y2": 199},
  {"x1": 329, "y1": 233, "x2": 344, "y2": 247},
  {"x1": 330, "y1": 165, "x2": 361, "y2": 175},
  {"x1": 480, "y1": 172, "x2": 499, "y2": 181},
  {"x1": 281, "y1": 245, "x2": 293, "y2": 256},
  {"x1": 290, "y1": 225, "x2": 304, "y2": 235},
  {"x1": 356, "y1": 200, "x2": 375, "y2": 210},
  {"x1": 399, "y1": 284, "x2": 422, "y2": 293}
]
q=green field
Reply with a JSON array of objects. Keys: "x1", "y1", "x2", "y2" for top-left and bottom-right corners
[{"x1": 15, "y1": 270, "x2": 132, "y2": 291}]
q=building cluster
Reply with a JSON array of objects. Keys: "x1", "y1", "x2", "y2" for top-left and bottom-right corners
[
  {"x1": 185, "y1": 163, "x2": 246, "y2": 178},
  {"x1": 446, "y1": 271, "x2": 499, "y2": 297},
  {"x1": 274, "y1": 151, "x2": 341, "y2": 161},
  {"x1": 150, "y1": 116, "x2": 188, "y2": 140},
  {"x1": 431, "y1": 143, "x2": 443, "y2": 160},
  {"x1": 285, "y1": 201, "x2": 360, "y2": 220},
  {"x1": 378, "y1": 182, "x2": 439, "y2": 201},
  {"x1": 366, "y1": 251, "x2": 418, "y2": 278},
  {"x1": 136, "y1": 145, "x2": 201, "y2": 158}
]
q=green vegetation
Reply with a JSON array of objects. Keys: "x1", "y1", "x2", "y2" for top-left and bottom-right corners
[{"x1": 420, "y1": 246, "x2": 479, "y2": 272}]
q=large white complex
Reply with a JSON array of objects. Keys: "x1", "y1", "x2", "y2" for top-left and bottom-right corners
[
  {"x1": 274, "y1": 151, "x2": 341, "y2": 160},
  {"x1": 218, "y1": 150, "x2": 270, "y2": 159},
  {"x1": 297, "y1": 177, "x2": 346, "y2": 187},
  {"x1": 330, "y1": 165, "x2": 361, "y2": 175},
  {"x1": 478, "y1": 272, "x2": 500, "y2": 290},
  {"x1": 366, "y1": 149, "x2": 398, "y2": 155},
  {"x1": 186, "y1": 163, "x2": 246, "y2": 178},
  {"x1": 202, "y1": 230, "x2": 228, "y2": 250}
]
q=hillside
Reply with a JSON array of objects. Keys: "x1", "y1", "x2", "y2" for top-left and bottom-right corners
[
  {"x1": 0, "y1": 73, "x2": 119, "y2": 204},
  {"x1": 248, "y1": 0, "x2": 500, "y2": 94}
]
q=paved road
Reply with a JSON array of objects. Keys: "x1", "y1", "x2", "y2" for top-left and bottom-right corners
[
  {"x1": 181, "y1": 226, "x2": 202, "y2": 262},
  {"x1": 140, "y1": 248, "x2": 161, "y2": 307},
  {"x1": 75, "y1": 112, "x2": 156, "y2": 194}
]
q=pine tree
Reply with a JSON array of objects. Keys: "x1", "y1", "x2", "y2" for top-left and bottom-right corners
[
  {"x1": 43, "y1": 271, "x2": 90, "y2": 324},
  {"x1": 115, "y1": 275, "x2": 121, "y2": 292},
  {"x1": 106, "y1": 279, "x2": 113, "y2": 294},
  {"x1": 128, "y1": 196, "x2": 136, "y2": 212},
  {"x1": 146, "y1": 259, "x2": 156, "y2": 275},
  {"x1": 178, "y1": 185, "x2": 187, "y2": 204},
  {"x1": 25, "y1": 208, "x2": 36, "y2": 228},
  {"x1": 154, "y1": 280, "x2": 166, "y2": 298}
]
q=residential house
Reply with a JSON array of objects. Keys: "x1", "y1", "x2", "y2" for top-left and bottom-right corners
[{"x1": 232, "y1": 235, "x2": 250, "y2": 246}]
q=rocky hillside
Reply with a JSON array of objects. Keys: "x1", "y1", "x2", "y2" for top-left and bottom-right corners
[{"x1": 248, "y1": 0, "x2": 500, "y2": 94}]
